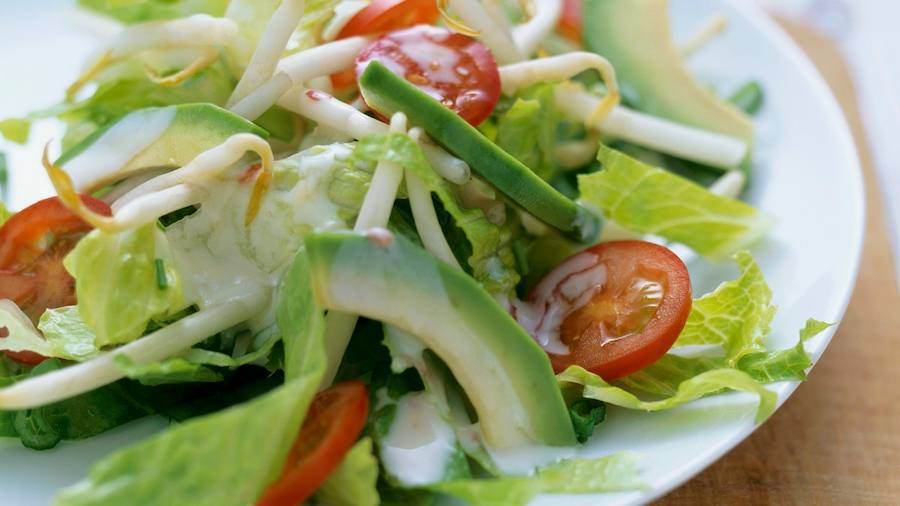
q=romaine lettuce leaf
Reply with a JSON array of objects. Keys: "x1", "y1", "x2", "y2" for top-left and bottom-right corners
[
  {"x1": 77, "y1": 0, "x2": 229, "y2": 24},
  {"x1": 113, "y1": 355, "x2": 223, "y2": 386},
  {"x1": 314, "y1": 437, "x2": 380, "y2": 506},
  {"x1": 55, "y1": 248, "x2": 326, "y2": 506},
  {"x1": 64, "y1": 223, "x2": 185, "y2": 347},
  {"x1": 428, "y1": 453, "x2": 643, "y2": 506},
  {"x1": 353, "y1": 133, "x2": 520, "y2": 293},
  {"x1": 495, "y1": 84, "x2": 557, "y2": 181},
  {"x1": 0, "y1": 303, "x2": 98, "y2": 361},
  {"x1": 578, "y1": 145, "x2": 772, "y2": 258}
]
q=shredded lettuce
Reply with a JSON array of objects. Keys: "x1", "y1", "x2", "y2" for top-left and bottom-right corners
[
  {"x1": 64, "y1": 223, "x2": 185, "y2": 347},
  {"x1": 55, "y1": 248, "x2": 326, "y2": 506},
  {"x1": 353, "y1": 133, "x2": 520, "y2": 294},
  {"x1": 314, "y1": 437, "x2": 380, "y2": 506},
  {"x1": 578, "y1": 145, "x2": 772, "y2": 258},
  {"x1": 77, "y1": 0, "x2": 229, "y2": 24},
  {"x1": 0, "y1": 303, "x2": 98, "y2": 361},
  {"x1": 428, "y1": 453, "x2": 644, "y2": 506},
  {"x1": 113, "y1": 355, "x2": 223, "y2": 386},
  {"x1": 495, "y1": 84, "x2": 558, "y2": 181}
]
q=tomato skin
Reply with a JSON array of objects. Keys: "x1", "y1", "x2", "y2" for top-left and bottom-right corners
[
  {"x1": 338, "y1": 0, "x2": 440, "y2": 38},
  {"x1": 0, "y1": 196, "x2": 110, "y2": 364},
  {"x1": 356, "y1": 25, "x2": 501, "y2": 126},
  {"x1": 257, "y1": 381, "x2": 369, "y2": 506},
  {"x1": 558, "y1": 0, "x2": 582, "y2": 43},
  {"x1": 528, "y1": 241, "x2": 692, "y2": 380}
]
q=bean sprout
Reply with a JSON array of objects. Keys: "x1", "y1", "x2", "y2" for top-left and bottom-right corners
[
  {"x1": 681, "y1": 14, "x2": 728, "y2": 57},
  {"x1": 511, "y1": 0, "x2": 562, "y2": 57},
  {"x1": 443, "y1": 0, "x2": 523, "y2": 63}
]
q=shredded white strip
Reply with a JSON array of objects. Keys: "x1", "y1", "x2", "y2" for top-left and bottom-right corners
[
  {"x1": 0, "y1": 291, "x2": 268, "y2": 410},
  {"x1": 681, "y1": 14, "x2": 728, "y2": 57},
  {"x1": 229, "y1": 36, "x2": 371, "y2": 120},
  {"x1": 279, "y1": 87, "x2": 471, "y2": 184},
  {"x1": 446, "y1": 0, "x2": 523, "y2": 63},
  {"x1": 511, "y1": 0, "x2": 562, "y2": 57},
  {"x1": 499, "y1": 52, "x2": 619, "y2": 97},
  {"x1": 322, "y1": 114, "x2": 409, "y2": 387},
  {"x1": 553, "y1": 85, "x2": 747, "y2": 168},
  {"x1": 95, "y1": 14, "x2": 238, "y2": 61},
  {"x1": 406, "y1": 128, "x2": 463, "y2": 269},
  {"x1": 114, "y1": 133, "x2": 273, "y2": 209},
  {"x1": 226, "y1": 0, "x2": 306, "y2": 107},
  {"x1": 101, "y1": 170, "x2": 167, "y2": 205}
]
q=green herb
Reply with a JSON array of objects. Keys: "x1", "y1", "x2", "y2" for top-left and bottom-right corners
[
  {"x1": 154, "y1": 259, "x2": 168, "y2": 290},
  {"x1": 569, "y1": 398, "x2": 607, "y2": 444},
  {"x1": 0, "y1": 152, "x2": 8, "y2": 201},
  {"x1": 729, "y1": 81, "x2": 765, "y2": 115}
]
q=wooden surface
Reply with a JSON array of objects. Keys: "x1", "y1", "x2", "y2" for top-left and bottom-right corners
[{"x1": 655, "y1": 18, "x2": 900, "y2": 506}]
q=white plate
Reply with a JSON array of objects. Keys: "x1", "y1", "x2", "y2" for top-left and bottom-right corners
[{"x1": 0, "y1": 0, "x2": 864, "y2": 504}]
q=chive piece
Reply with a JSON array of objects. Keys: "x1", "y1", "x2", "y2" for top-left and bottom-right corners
[
  {"x1": 728, "y1": 81, "x2": 764, "y2": 115},
  {"x1": 0, "y1": 152, "x2": 8, "y2": 201},
  {"x1": 154, "y1": 259, "x2": 168, "y2": 290}
]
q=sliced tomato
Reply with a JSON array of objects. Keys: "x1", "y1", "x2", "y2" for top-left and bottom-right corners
[
  {"x1": 356, "y1": 25, "x2": 501, "y2": 125},
  {"x1": 520, "y1": 240, "x2": 692, "y2": 379},
  {"x1": 558, "y1": 0, "x2": 582, "y2": 43},
  {"x1": 338, "y1": 0, "x2": 440, "y2": 38},
  {"x1": 257, "y1": 381, "x2": 369, "y2": 506},
  {"x1": 0, "y1": 196, "x2": 110, "y2": 363}
]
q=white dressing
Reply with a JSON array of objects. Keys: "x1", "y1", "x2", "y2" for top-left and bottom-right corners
[{"x1": 380, "y1": 392, "x2": 460, "y2": 486}]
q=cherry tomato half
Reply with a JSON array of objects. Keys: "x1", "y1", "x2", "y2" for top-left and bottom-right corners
[
  {"x1": 356, "y1": 25, "x2": 501, "y2": 125},
  {"x1": 257, "y1": 381, "x2": 369, "y2": 506},
  {"x1": 0, "y1": 195, "x2": 110, "y2": 363},
  {"x1": 558, "y1": 0, "x2": 582, "y2": 43},
  {"x1": 522, "y1": 240, "x2": 692, "y2": 380},
  {"x1": 338, "y1": 0, "x2": 440, "y2": 38}
]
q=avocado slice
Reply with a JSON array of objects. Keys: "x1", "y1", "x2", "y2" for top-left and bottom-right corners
[
  {"x1": 57, "y1": 103, "x2": 269, "y2": 192},
  {"x1": 358, "y1": 61, "x2": 600, "y2": 242},
  {"x1": 583, "y1": 0, "x2": 753, "y2": 143},
  {"x1": 306, "y1": 230, "x2": 577, "y2": 449}
]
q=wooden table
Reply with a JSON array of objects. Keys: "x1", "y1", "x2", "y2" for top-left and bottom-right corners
[{"x1": 656, "y1": 18, "x2": 900, "y2": 506}]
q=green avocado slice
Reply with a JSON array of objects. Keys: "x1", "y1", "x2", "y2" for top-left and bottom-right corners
[
  {"x1": 583, "y1": 0, "x2": 753, "y2": 143},
  {"x1": 57, "y1": 103, "x2": 269, "y2": 192},
  {"x1": 306, "y1": 230, "x2": 577, "y2": 449},
  {"x1": 358, "y1": 61, "x2": 600, "y2": 242}
]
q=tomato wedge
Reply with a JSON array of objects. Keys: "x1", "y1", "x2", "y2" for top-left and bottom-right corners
[
  {"x1": 337, "y1": 0, "x2": 440, "y2": 38},
  {"x1": 257, "y1": 381, "x2": 369, "y2": 506},
  {"x1": 558, "y1": 0, "x2": 582, "y2": 43},
  {"x1": 0, "y1": 195, "x2": 110, "y2": 364},
  {"x1": 356, "y1": 25, "x2": 501, "y2": 126},
  {"x1": 519, "y1": 240, "x2": 692, "y2": 380}
]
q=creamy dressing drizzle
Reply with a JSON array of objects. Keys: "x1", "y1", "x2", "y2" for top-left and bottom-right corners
[
  {"x1": 513, "y1": 251, "x2": 607, "y2": 354},
  {"x1": 380, "y1": 392, "x2": 459, "y2": 486},
  {"x1": 66, "y1": 107, "x2": 175, "y2": 191},
  {"x1": 164, "y1": 144, "x2": 354, "y2": 330}
]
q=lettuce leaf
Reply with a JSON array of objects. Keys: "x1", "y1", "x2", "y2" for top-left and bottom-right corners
[
  {"x1": 495, "y1": 84, "x2": 557, "y2": 181},
  {"x1": 77, "y1": 0, "x2": 229, "y2": 23},
  {"x1": 113, "y1": 355, "x2": 223, "y2": 386},
  {"x1": 0, "y1": 303, "x2": 98, "y2": 361},
  {"x1": 0, "y1": 200, "x2": 11, "y2": 227},
  {"x1": 314, "y1": 437, "x2": 380, "y2": 506},
  {"x1": 578, "y1": 145, "x2": 772, "y2": 258},
  {"x1": 428, "y1": 453, "x2": 644, "y2": 506},
  {"x1": 353, "y1": 133, "x2": 520, "y2": 294},
  {"x1": 0, "y1": 118, "x2": 30, "y2": 144},
  {"x1": 64, "y1": 223, "x2": 185, "y2": 347},
  {"x1": 676, "y1": 251, "x2": 775, "y2": 360},
  {"x1": 55, "y1": 248, "x2": 326, "y2": 506}
]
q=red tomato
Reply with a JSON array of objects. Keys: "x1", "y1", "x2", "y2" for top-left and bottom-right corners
[
  {"x1": 521, "y1": 240, "x2": 692, "y2": 379},
  {"x1": 356, "y1": 25, "x2": 501, "y2": 125},
  {"x1": 338, "y1": 0, "x2": 440, "y2": 38},
  {"x1": 257, "y1": 381, "x2": 369, "y2": 506},
  {"x1": 0, "y1": 196, "x2": 111, "y2": 363},
  {"x1": 558, "y1": 0, "x2": 582, "y2": 43}
]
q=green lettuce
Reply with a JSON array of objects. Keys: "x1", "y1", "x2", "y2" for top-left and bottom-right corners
[
  {"x1": 77, "y1": 0, "x2": 229, "y2": 23},
  {"x1": 314, "y1": 437, "x2": 380, "y2": 506},
  {"x1": 64, "y1": 223, "x2": 185, "y2": 347},
  {"x1": 0, "y1": 201, "x2": 11, "y2": 226},
  {"x1": 578, "y1": 145, "x2": 772, "y2": 258},
  {"x1": 55, "y1": 248, "x2": 326, "y2": 506},
  {"x1": 0, "y1": 118, "x2": 30, "y2": 144},
  {"x1": 429, "y1": 453, "x2": 644, "y2": 506},
  {"x1": 113, "y1": 355, "x2": 223, "y2": 386},
  {"x1": 0, "y1": 303, "x2": 98, "y2": 361},
  {"x1": 496, "y1": 84, "x2": 557, "y2": 180},
  {"x1": 353, "y1": 133, "x2": 520, "y2": 293}
]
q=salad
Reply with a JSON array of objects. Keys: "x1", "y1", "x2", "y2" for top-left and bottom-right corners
[{"x1": 0, "y1": 0, "x2": 832, "y2": 504}]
